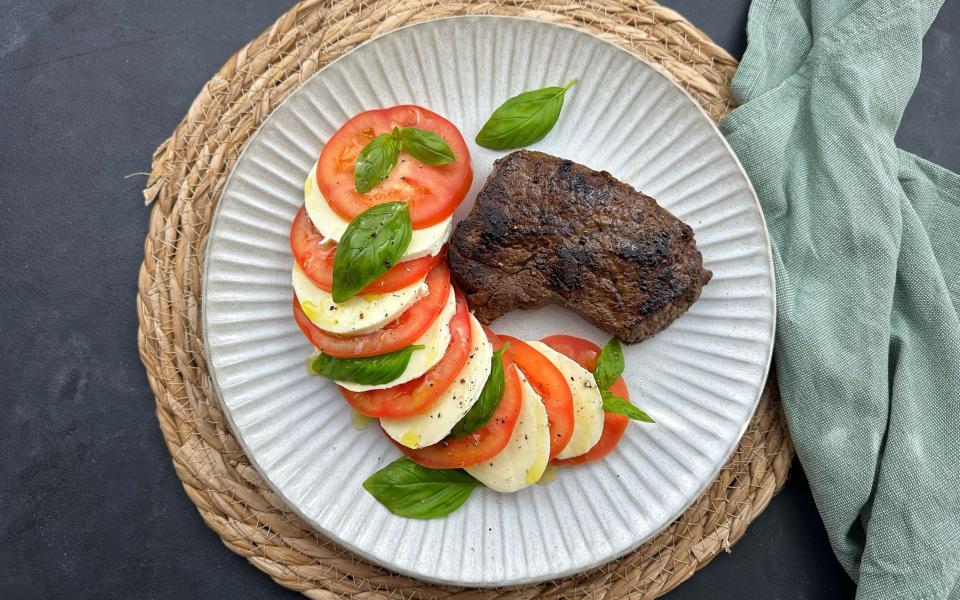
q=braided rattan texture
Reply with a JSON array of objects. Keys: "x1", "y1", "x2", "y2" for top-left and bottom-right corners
[{"x1": 137, "y1": 1, "x2": 794, "y2": 597}]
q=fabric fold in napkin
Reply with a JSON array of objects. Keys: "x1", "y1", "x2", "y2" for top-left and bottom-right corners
[{"x1": 720, "y1": 0, "x2": 960, "y2": 597}]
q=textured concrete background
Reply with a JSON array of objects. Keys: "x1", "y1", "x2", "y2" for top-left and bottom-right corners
[{"x1": 2, "y1": 1, "x2": 956, "y2": 598}]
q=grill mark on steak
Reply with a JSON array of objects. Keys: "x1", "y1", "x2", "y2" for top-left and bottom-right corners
[{"x1": 448, "y1": 150, "x2": 711, "y2": 343}]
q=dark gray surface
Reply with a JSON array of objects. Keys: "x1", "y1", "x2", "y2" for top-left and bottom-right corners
[{"x1": 1, "y1": 1, "x2": 955, "y2": 598}]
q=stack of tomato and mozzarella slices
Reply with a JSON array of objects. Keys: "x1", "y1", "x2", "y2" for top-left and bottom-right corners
[{"x1": 290, "y1": 106, "x2": 640, "y2": 494}]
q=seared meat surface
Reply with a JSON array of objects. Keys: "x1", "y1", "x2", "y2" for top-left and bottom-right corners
[{"x1": 449, "y1": 150, "x2": 711, "y2": 343}]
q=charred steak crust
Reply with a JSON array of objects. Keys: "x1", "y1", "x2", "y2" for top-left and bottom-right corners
[{"x1": 449, "y1": 150, "x2": 712, "y2": 343}]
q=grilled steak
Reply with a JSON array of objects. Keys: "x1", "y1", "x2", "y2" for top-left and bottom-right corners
[{"x1": 449, "y1": 150, "x2": 711, "y2": 343}]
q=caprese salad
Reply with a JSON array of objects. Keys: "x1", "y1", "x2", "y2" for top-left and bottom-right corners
[{"x1": 291, "y1": 104, "x2": 654, "y2": 519}]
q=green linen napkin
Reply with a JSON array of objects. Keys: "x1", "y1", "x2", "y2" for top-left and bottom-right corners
[{"x1": 720, "y1": 0, "x2": 960, "y2": 597}]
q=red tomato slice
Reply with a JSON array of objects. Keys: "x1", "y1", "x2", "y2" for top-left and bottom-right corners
[
  {"x1": 340, "y1": 291, "x2": 472, "y2": 418},
  {"x1": 540, "y1": 334, "x2": 631, "y2": 466},
  {"x1": 289, "y1": 205, "x2": 444, "y2": 294},
  {"x1": 316, "y1": 105, "x2": 473, "y2": 229},
  {"x1": 480, "y1": 324, "x2": 501, "y2": 347},
  {"x1": 537, "y1": 334, "x2": 606, "y2": 371},
  {"x1": 498, "y1": 335, "x2": 575, "y2": 459},
  {"x1": 396, "y1": 345, "x2": 523, "y2": 469},
  {"x1": 293, "y1": 261, "x2": 452, "y2": 358},
  {"x1": 554, "y1": 411, "x2": 629, "y2": 466}
]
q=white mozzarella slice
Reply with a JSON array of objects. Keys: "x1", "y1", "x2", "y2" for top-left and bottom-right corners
[
  {"x1": 336, "y1": 287, "x2": 457, "y2": 392},
  {"x1": 527, "y1": 341, "x2": 605, "y2": 460},
  {"x1": 380, "y1": 314, "x2": 493, "y2": 449},
  {"x1": 304, "y1": 160, "x2": 450, "y2": 260},
  {"x1": 464, "y1": 371, "x2": 551, "y2": 493},
  {"x1": 292, "y1": 264, "x2": 427, "y2": 336}
]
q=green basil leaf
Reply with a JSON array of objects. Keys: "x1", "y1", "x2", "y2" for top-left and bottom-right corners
[
  {"x1": 354, "y1": 131, "x2": 401, "y2": 194},
  {"x1": 475, "y1": 78, "x2": 577, "y2": 150},
  {"x1": 363, "y1": 457, "x2": 480, "y2": 519},
  {"x1": 332, "y1": 202, "x2": 412, "y2": 302},
  {"x1": 448, "y1": 343, "x2": 510, "y2": 438},
  {"x1": 399, "y1": 127, "x2": 455, "y2": 165},
  {"x1": 601, "y1": 389, "x2": 655, "y2": 423},
  {"x1": 593, "y1": 337, "x2": 624, "y2": 390},
  {"x1": 307, "y1": 344, "x2": 424, "y2": 385}
]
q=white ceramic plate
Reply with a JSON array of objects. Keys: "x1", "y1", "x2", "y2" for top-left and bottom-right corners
[{"x1": 202, "y1": 16, "x2": 774, "y2": 587}]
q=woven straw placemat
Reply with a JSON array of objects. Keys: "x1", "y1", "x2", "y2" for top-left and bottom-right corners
[{"x1": 137, "y1": 1, "x2": 794, "y2": 597}]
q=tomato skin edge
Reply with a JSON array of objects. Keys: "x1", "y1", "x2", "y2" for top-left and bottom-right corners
[
  {"x1": 539, "y1": 334, "x2": 632, "y2": 466},
  {"x1": 479, "y1": 323, "x2": 501, "y2": 347},
  {"x1": 391, "y1": 334, "x2": 523, "y2": 469},
  {"x1": 552, "y1": 411, "x2": 629, "y2": 466},
  {"x1": 290, "y1": 205, "x2": 445, "y2": 294},
  {"x1": 498, "y1": 335, "x2": 575, "y2": 459},
  {"x1": 293, "y1": 261, "x2": 452, "y2": 358},
  {"x1": 338, "y1": 290, "x2": 472, "y2": 418},
  {"x1": 316, "y1": 105, "x2": 473, "y2": 229}
]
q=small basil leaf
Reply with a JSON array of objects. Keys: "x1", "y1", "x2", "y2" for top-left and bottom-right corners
[
  {"x1": 363, "y1": 457, "x2": 480, "y2": 519},
  {"x1": 601, "y1": 389, "x2": 655, "y2": 423},
  {"x1": 399, "y1": 127, "x2": 455, "y2": 165},
  {"x1": 355, "y1": 132, "x2": 401, "y2": 194},
  {"x1": 332, "y1": 202, "x2": 412, "y2": 302},
  {"x1": 308, "y1": 344, "x2": 424, "y2": 385},
  {"x1": 475, "y1": 78, "x2": 577, "y2": 150},
  {"x1": 448, "y1": 343, "x2": 509, "y2": 438},
  {"x1": 593, "y1": 337, "x2": 624, "y2": 390}
]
